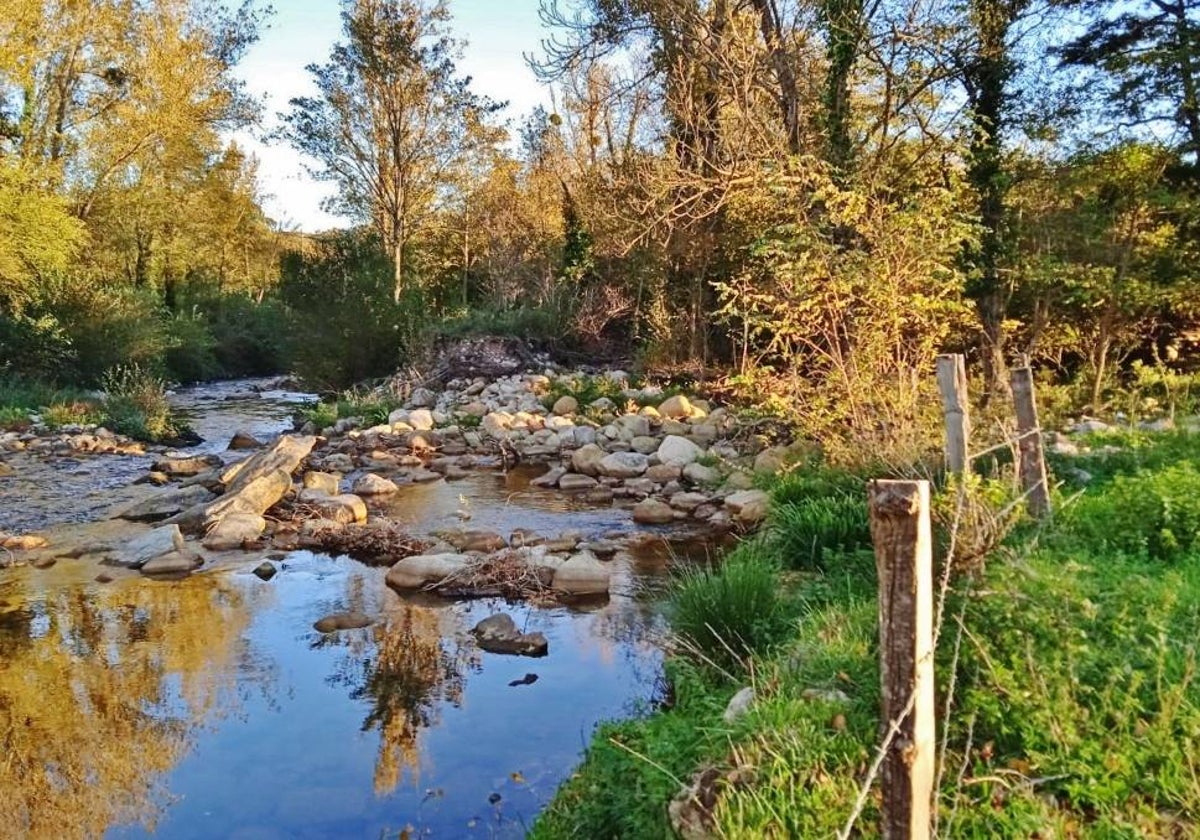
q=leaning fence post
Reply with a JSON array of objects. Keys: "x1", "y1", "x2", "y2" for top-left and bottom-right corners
[
  {"x1": 868, "y1": 480, "x2": 935, "y2": 840},
  {"x1": 936, "y1": 354, "x2": 970, "y2": 476},
  {"x1": 1010, "y1": 366, "x2": 1051, "y2": 518}
]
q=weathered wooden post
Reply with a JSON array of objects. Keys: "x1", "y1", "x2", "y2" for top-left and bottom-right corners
[
  {"x1": 1010, "y1": 366, "x2": 1051, "y2": 518},
  {"x1": 869, "y1": 480, "x2": 935, "y2": 840},
  {"x1": 936, "y1": 354, "x2": 970, "y2": 476}
]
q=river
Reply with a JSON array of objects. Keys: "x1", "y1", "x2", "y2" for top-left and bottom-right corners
[{"x1": 0, "y1": 379, "x2": 712, "y2": 838}]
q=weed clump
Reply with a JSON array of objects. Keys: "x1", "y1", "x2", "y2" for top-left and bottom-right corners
[
  {"x1": 100, "y1": 364, "x2": 184, "y2": 442},
  {"x1": 671, "y1": 546, "x2": 786, "y2": 667}
]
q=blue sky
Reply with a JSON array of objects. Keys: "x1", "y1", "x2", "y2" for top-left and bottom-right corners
[{"x1": 232, "y1": 0, "x2": 552, "y2": 232}]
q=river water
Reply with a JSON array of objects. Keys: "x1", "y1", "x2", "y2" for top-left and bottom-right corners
[{"x1": 0, "y1": 380, "x2": 710, "y2": 838}]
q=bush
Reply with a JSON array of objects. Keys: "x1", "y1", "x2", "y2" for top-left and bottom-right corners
[
  {"x1": 36, "y1": 276, "x2": 169, "y2": 383},
  {"x1": 163, "y1": 310, "x2": 220, "y2": 383},
  {"x1": 0, "y1": 311, "x2": 75, "y2": 381},
  {"x1": 0, "y1": 406, "x2": 30, "y2": 431},
  {"x1": 279, "y1": 232, "x2": 432, "y2": 389},
  {"x1": 1067, "y1": 463, "x2": 1200, "y2": 561},
  {"x1": 670, "y1": 546, "x2": 786, "y2": 668},
  {"x1": 100, "y1": 364, "x2": 181, "y2": 442}
]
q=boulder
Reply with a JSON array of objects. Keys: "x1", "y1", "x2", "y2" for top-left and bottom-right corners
[
  {"x1": 723, "y1": 686, "x2": 755, "y2": 723},
  {"x1": 117, "y1": 484, "x2": 218, "y2": 522},
  {"x1": 559, "y1": 473, "x2": 599, "y2": 491},
  {"x1": 658, "y1": 395, "x2": 694, "y2": 419},
  {"x1": 202, "y1": 513, "x2": 266, "y2": 551},
  {"x1": 598, "y1": 451, "x2": 649, "y2": 479},
  {"x1": 669, "y1": 492, "x2": 709, "y2": 512},
  {"x1": 228, "y1": 430, "x2": 263, "y2": 450},
  {"x1": 220, "y1": 435, "x2": 315, "y2": 493},
  {"x1": 451, "y1": 530, "x2": 507, "y2": 553},
  {"x1": 682, "y1": 463, "x2": 721, "y2": 485},
  {"x1": 202, "y1": 468, "x2": 292, "y2": 526},
  {"x1": 753, "y1": 446, "x2": 789, "y2": 474},
  {"x1": 631, "y1": 436, "x2": 660, "y2": 455},
  {"x1": 117, "y1": 525, "x2": 185, "y2": 569},
  {"x1": 313, "y1": 612, "x2": 374, "y2": 633},
  {"x1": 408, "y1": 409, "x2": 435, "y2": 431},
  {"x1": 633, "y1": 498, "x2": 676, "y2": 525},
  {"x1": 571, "y1": 443, "x2": 607, "y2": 476},
  {"x1": 646, "y1": 464, "x2": 683, "y2": 484},
  {"x1": 140, "y1": 549, "x2": 204, "y2": 578},
  {"x1": 408, "y1": 387, "x2": 437, "y2": 408},
  {"x1": 385, "y1": 553, "x2": 474, "y2": 590},
  {"x1": 296, "y1": 490, "x2": 368, "y2": 524},
  {"x1": 531, "y1": 466, "x2": 567, "y2": 488},
  {"x1": 552, "y1": 395, "x2": 578, "y2": 415},
  {"x1": 352, "y1": 473, "x2": 400, "y2": 495},
  {"x1": 302, "y1": 471, "x2": 341, "y2": 495},
  {"x1": 471, "y1": 613, "x2": 549, "y2": 657},
  {"x1": 617, "y1": 414, "x2": 651, "y2": 437},
  {"x1": 152, "y1": 454, "x2": 222, "y2": 478},
  {"x1": 658, "y1": 435, "x2": 703, "y2": 467},
  {"x1": 724, "y1": 489, "x2": 770, "y2": 524},
  {"x1": 551, "y1": 551, "x2": 611, "y2": 596}
]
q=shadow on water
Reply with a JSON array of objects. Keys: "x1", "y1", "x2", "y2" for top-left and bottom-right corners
[{"x1": 0, "y1": 380, "x2": 727, "y2": 838}]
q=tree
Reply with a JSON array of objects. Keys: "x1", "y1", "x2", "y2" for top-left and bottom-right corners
[
  {"x1": 279, "y1": 0, "x2": 500, "y2": 301},
  {"x1": 1058, "y1": 0, "x2": 1200, "y2": 162}
]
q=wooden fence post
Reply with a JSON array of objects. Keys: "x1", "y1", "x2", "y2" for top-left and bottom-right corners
[
  {"x1": 936, "y1": 354, "x2": 970, "y2": 476},
  {"x1": 1010, "y1": 366, "x2": 1051, "y2": 518},
  {"x1": 868, "y1": 480, "x2": 935, "y2": 840}
]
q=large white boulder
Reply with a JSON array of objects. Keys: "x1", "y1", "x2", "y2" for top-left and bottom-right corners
[{"x1": 657, "y1": 435, "x2": 703, "y2": 467}]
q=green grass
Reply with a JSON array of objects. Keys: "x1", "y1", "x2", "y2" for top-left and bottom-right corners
[
  {"x1": 670, "y1": 543, "x2": 788, "y2": 668},
  {"x1": 534, "y1": 432, "x2": 1200, "y2": 838}
]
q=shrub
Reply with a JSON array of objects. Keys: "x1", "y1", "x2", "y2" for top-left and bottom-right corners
[
  {"x1": 1067, "y1": 463, "x2": 1200, "y2": 561},
  {"x1": 0, "y1": 406, "x2": 30, "y2": 431},
  {"x1": 279, "y1": 232, "x2": 432, "y2": 389},
  {"x1": 0, "y1": 311, "x2": 75, "y2": 381},
  {"x1": 297, "y1": 401, "x2": 338, "y2": 430},
  {"x1": 41, "y1": 401, "x2": 101, "y2": 428},
  {"x1": 100, "y1": 364, "x2": 181, "y2": 442},
  {"x1": 163, "y1": 310, "x2": 220, "y2": 383},
  {"x1": 671, "y1": 546, "x2": 786, "y2": 669},
  {"x1": 36, "y1": 275, "x2": 169, "y2": 383}
]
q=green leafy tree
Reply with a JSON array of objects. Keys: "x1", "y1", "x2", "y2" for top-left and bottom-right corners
[{"x1": 279, "y1": 0, "x2": 500, "y2": 301}]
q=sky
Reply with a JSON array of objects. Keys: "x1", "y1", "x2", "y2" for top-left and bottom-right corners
[{"x1": 231, "y1": 0, "x2": 553, "y2": 233}]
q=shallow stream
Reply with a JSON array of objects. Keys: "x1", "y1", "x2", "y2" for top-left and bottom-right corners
[{"x1": 0, "y1": 380, "x2": 715, "y2": 838}]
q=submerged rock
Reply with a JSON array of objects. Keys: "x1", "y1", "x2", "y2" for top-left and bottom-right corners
[
  {"x1": 140, "y1": 549, "x2": 203, "y2": 578},
  {"x1": 252, "y1": 561, "x2": 278, "y2": 581},
  {"x1": 313, "y1": 611, "x2": 374, "y2": 633},
  {"x1": 118, "y1": 485, "x2": 216, "y2": 523},
  {"x1": 471, "y1": 613, "x2": 548, "y2": 657}
]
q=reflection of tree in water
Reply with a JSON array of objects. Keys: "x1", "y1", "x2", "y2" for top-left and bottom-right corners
[
  {"x1": 0, "y1": 573, "x2": 260, "y2": 837},
  {"x1": 326, "y1": 604, "x2": 475, "y2": 795}
]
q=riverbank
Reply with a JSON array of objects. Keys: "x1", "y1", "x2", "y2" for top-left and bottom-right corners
[{"x1": 533, "y1": 427, "x2": 1200, "y2": 836}]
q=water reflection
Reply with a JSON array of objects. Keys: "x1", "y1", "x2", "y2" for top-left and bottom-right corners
[
  {"x1": 0, "y1": 549, "x2": 684, "y2": 837},
  {"x1": 0, "y1": 573, "x2": 260, "y2": 837}
]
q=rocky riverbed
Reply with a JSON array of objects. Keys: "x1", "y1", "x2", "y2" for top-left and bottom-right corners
[{"x1": 0, "y1": 365, "x2": 796, "y2": 837}]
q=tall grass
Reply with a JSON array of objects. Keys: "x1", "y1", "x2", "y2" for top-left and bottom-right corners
[{"x1": 670, "y1": 545, "x2": 787, "y2": 668}]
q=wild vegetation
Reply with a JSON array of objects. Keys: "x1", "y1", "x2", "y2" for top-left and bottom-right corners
[{"x1": 3, "y1": 0, "x2": 1200, "y2": 834}]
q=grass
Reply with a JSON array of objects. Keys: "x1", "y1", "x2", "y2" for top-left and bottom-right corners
[
  {"x1": 0, "y1": 377, "x2": 103, "y2": 431},
  {"x1": 670, "y1": 544, "x2": 788, "y2": 668},
  {"x1": 534, "y1": 430, "x2": 1200, "y2": 838}
]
